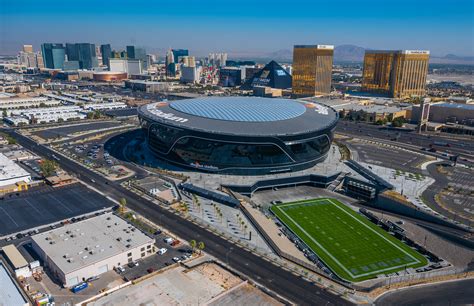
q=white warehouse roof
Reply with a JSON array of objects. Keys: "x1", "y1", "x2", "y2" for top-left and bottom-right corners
[{"x1": 32, "y1": 213, "x2": 154, "y2": 275}]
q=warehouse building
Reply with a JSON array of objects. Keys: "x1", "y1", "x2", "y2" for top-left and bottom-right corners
[
  {"x1": 0, "y1": 96, "x2": 60, "y2": 109},
  {"x1": 0, "y1": 153, "x2": 31, "y2": 189},
  {"x1": 0, "y1": 261, "x2": 29, "y2": 306},
  {"x1": 31, "y1": 213, "x2": 155, "y2": 287}
]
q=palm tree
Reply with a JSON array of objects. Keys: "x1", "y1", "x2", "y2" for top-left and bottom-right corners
[
  {"x1": 189, "y1": 240, "x2": 197, "y2": 253},
  {"x1": 197, "y1": 241, "x2": 205, "y2": 254},
  {"x1": 119, "y1": 198, "x2": 127, "y2": 214}
]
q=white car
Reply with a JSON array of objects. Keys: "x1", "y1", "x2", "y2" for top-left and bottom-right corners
[
  {"x1": 115, "y1": 266, "x2": 125, "y2": 273},
  {"x1": 172, "y1": 257, "x2": 181, "y2": 263},
  {"x1": 158, "y1": 248, "x2": 167, "y2": 255},
  {"x1": 164, "y1": 237, "x2": 174, "y2": 245}
]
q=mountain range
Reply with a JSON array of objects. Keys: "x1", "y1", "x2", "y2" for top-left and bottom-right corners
[{"x1": 248, "y1": 45, "x2": 473, "y2": 65}]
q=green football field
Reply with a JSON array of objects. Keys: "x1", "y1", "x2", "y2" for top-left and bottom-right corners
[{"x1": 270, "y1": 198, "x2": 428, "y2": 282}]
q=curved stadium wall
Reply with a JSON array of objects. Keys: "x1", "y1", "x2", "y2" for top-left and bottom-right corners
[{"x1": 138, "y1": 97, "x2": 338, "y2": 175}]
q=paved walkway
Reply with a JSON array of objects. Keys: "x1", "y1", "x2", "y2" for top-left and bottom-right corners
[{"x1": 241, "y1": 202, "x2": 313, "y2": 265}]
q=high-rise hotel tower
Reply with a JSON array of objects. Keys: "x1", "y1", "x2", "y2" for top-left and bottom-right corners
[
  {"x1": 362, "y1": 50, "x2": 430, "y2": 98},
  {"x1": 292, "y1": 45, "x2": 334, "y2": 97}
]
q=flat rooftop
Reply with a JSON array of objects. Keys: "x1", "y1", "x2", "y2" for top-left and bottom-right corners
[
  {"x1": 32, "y1": 213, "x2": 154, "y2": 275},
  {"x1": 0, "y1": 262, "x2": 28, "y2": 306},
  {"x1": 0, "y1": 153, "x2": 31, "y2": 185}
]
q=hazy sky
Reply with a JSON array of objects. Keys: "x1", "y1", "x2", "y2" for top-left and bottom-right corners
[{"x1": 1, "y1": 0, "x2": 473, "y2": 57}]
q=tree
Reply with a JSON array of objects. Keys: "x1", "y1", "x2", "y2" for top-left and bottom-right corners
[
  {"x1": 392, "y1": 117, "x2": 405, "y2": 127},
  {"x1": 119, "y1": 197, "x2": 127, "y2": 214},
  {"x1": 189, "y1": 239, "x2": 197, "y2": 253},
  {"x1": 6, "y1": 135, "x2": 17, "y2": 145},
  {"x1": 40, "y1": 159, "x2": 58, "y2": 177},
  {"x1": 197, "y1": 241, "x2": 205, "y2": 254}
]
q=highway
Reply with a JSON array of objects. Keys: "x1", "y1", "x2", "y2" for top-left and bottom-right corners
[
  {"x1": 336, "y1": 121, "x2": 474, "y2": 166},
  {"x1": 3, "y1": 128, "x2": 351, "y2": 306}
]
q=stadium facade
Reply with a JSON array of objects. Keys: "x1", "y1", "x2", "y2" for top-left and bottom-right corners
[{"x1": 138, "y1": 97, "x2": 338, "y2": 175}]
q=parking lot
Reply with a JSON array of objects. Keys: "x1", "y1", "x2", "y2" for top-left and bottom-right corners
[
  {"x1": 120, "y1": 238, "x2": 192, "y2": 281},
  {"x1": 438, "y1": 165, "x2": 474, "y2": 220},
  {"x1": 347, "y1": 140, "x2": 431, "y2": 173},
  {"x1": 0, "y1": 184, "x2": 113, "y2": 236},
  {"x1": 33, "y1": 121, "x2": 123, "y2": 140}
]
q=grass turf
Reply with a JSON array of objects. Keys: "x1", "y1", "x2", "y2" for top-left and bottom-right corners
[{"x1": 271, "y1": 198, "x2": 428, "y2": 282}]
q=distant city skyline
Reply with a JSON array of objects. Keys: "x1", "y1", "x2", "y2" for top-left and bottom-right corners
[{"x1": 1, "y1": 0, "x2": 473, "y2": 57}]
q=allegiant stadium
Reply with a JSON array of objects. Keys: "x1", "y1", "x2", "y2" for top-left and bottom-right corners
[{"x1": 138, "y1": 97, "x2": 338, "y2": 175}]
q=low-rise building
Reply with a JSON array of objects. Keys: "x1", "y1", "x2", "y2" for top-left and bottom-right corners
[
  {"x1": 82, "y1": 102, "x2": 127, "y2": 111},
  {"x1": 0, "y1": 261, "x2": 29, "y2": 306},
  {"x1": 0, "y1": 153, "x2": 31, "y2": 188},
  {"x1": 0, "y1": 97, "x2": 60, "y2": 110},
  {"x1": 31, "y1": 213, "x2": 156, "y2": 287},
  {"x1": 124, "y1": 80, "x2": 169, "y2": 93},
  {"x1": 10, "y1": 105, "x2": 86, "y2": 123}
]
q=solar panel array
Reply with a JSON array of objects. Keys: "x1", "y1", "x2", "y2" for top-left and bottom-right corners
[{"x1": 169, "y1": 97, "x2": 306, "y2": 122}]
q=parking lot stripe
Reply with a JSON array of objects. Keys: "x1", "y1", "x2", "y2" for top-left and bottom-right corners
[
  {"x1": 47, "y1": 194, "x2": 74, "y2": 213},
  {"x1": 0, "y1": 207, "x2": 20, "y2": 227},
  {"x1": 24, "y1": 198, "x2": 44, "y2": 216}
]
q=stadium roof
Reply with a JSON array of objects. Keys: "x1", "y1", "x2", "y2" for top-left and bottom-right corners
[
  {"x1": 139, "y1": 97, "x2": 338, "y2": 137},
  {"x1": 169, "y1": 97, "x2": 304, "y2": 122}
]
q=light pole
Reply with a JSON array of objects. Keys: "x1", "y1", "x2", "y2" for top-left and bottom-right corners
[{"x1": 226, "y1": 247, "x2": 233, "y2": 266}]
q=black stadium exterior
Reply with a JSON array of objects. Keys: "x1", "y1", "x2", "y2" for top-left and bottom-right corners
[{"x1": 138, "y1": 97, "x2": 338, "y2": 175}]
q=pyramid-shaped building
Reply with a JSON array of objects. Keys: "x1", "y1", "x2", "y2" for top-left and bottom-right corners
[{"x1": 241, "y1": 60, "x2": 292, "y2": 90}]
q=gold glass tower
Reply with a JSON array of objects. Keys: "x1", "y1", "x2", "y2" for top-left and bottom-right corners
[
  {"x1": 292, "y1": 45, "x2": 334, "y2": 97},
  {"x1": 362, "y1": 50, "x2": 430, "y2": 98}
]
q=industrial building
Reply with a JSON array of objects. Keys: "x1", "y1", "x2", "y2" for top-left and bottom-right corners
[
  {"x1": 292, "y1": 45, "x2": 334, "y2": 97},
  {"x1": 83, "y1": 102, "x2": 127, "y2": 111},
  {"x1": 138, "y1": 97, "x2": 338, "y2": 175},
  {"x1": 125, "y1": 80, "x2": 170, "y2": 93},
  {"x1": 0, "y1": 96, "x2": 60, "y2": 110},
  {"x1": 31, "y1": 213, "x2": 156, "y2": 287},
  {"x1": 0, "y1": 153, "x2": 31, "y2": 188},
  {"x1": 362, "y1": 50, "x2": 430, "y2": 98},
  {"x1": 10, "y1": 106, "x2": 86, "y2": 123},
  {"x1": 0, "y1": 261, "x2": 29, "y2": 306}
]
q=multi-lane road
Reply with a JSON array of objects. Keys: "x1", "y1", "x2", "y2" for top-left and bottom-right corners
[
  {"x1": 336, "y1": 121, "x2": 474, "y2": 166},
  {"x1": 3, "y1": 128, "x2": 351, "y2": 306}
]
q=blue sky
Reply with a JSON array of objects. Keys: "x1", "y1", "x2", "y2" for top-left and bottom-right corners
[{"x1": 1, "y1": 0, "x2": 473, "y2": 57}]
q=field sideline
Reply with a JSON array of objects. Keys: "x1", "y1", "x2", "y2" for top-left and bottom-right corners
[{"x1": 270, "y1": 198, "x2": 428, "y2": 282}]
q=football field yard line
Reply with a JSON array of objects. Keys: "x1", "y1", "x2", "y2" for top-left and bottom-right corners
[
  {"x1": 327, "y1": 199, "x2": 421, "y2": 266},
  {"x1": 274, "y1": 199, "x2": 422, "y2": 280}
]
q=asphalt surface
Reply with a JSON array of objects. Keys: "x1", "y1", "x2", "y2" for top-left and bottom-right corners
[
  {"x1": 422, "y1": 162, "x2": 473, "y2": 226},
  {"x1": 0, "y1": 184, "x2": 112, "y2": 236},
  {"x1": 33, "y1": 121, "x2": 121, "y2": 140},
  {"x1": 345, "y1": 141, "x2": 428, "y2": 174},
  {"x1": 375, "y1": 278, "x2": 474, "y2": 305},
  {"x1": 336, "y1": 121, "x2": 474, "y2": 166},
  {"x1": 4, "y1": 128, "x2": 351, "y2": 306}
]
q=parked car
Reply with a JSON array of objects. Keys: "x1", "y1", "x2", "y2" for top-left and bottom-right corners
[
  {"x1": 172, "y1": 257, "x2": 181, "y2": 263},
  {"x1": 127, "y1": 261, "x2": 139, "y2": 267},
  {"x1": 115, "y1": 266, "x2": 125, "y2": 273},
  {"x1": 158, "y1": 248, "x2": 167, "y2": 255}
]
